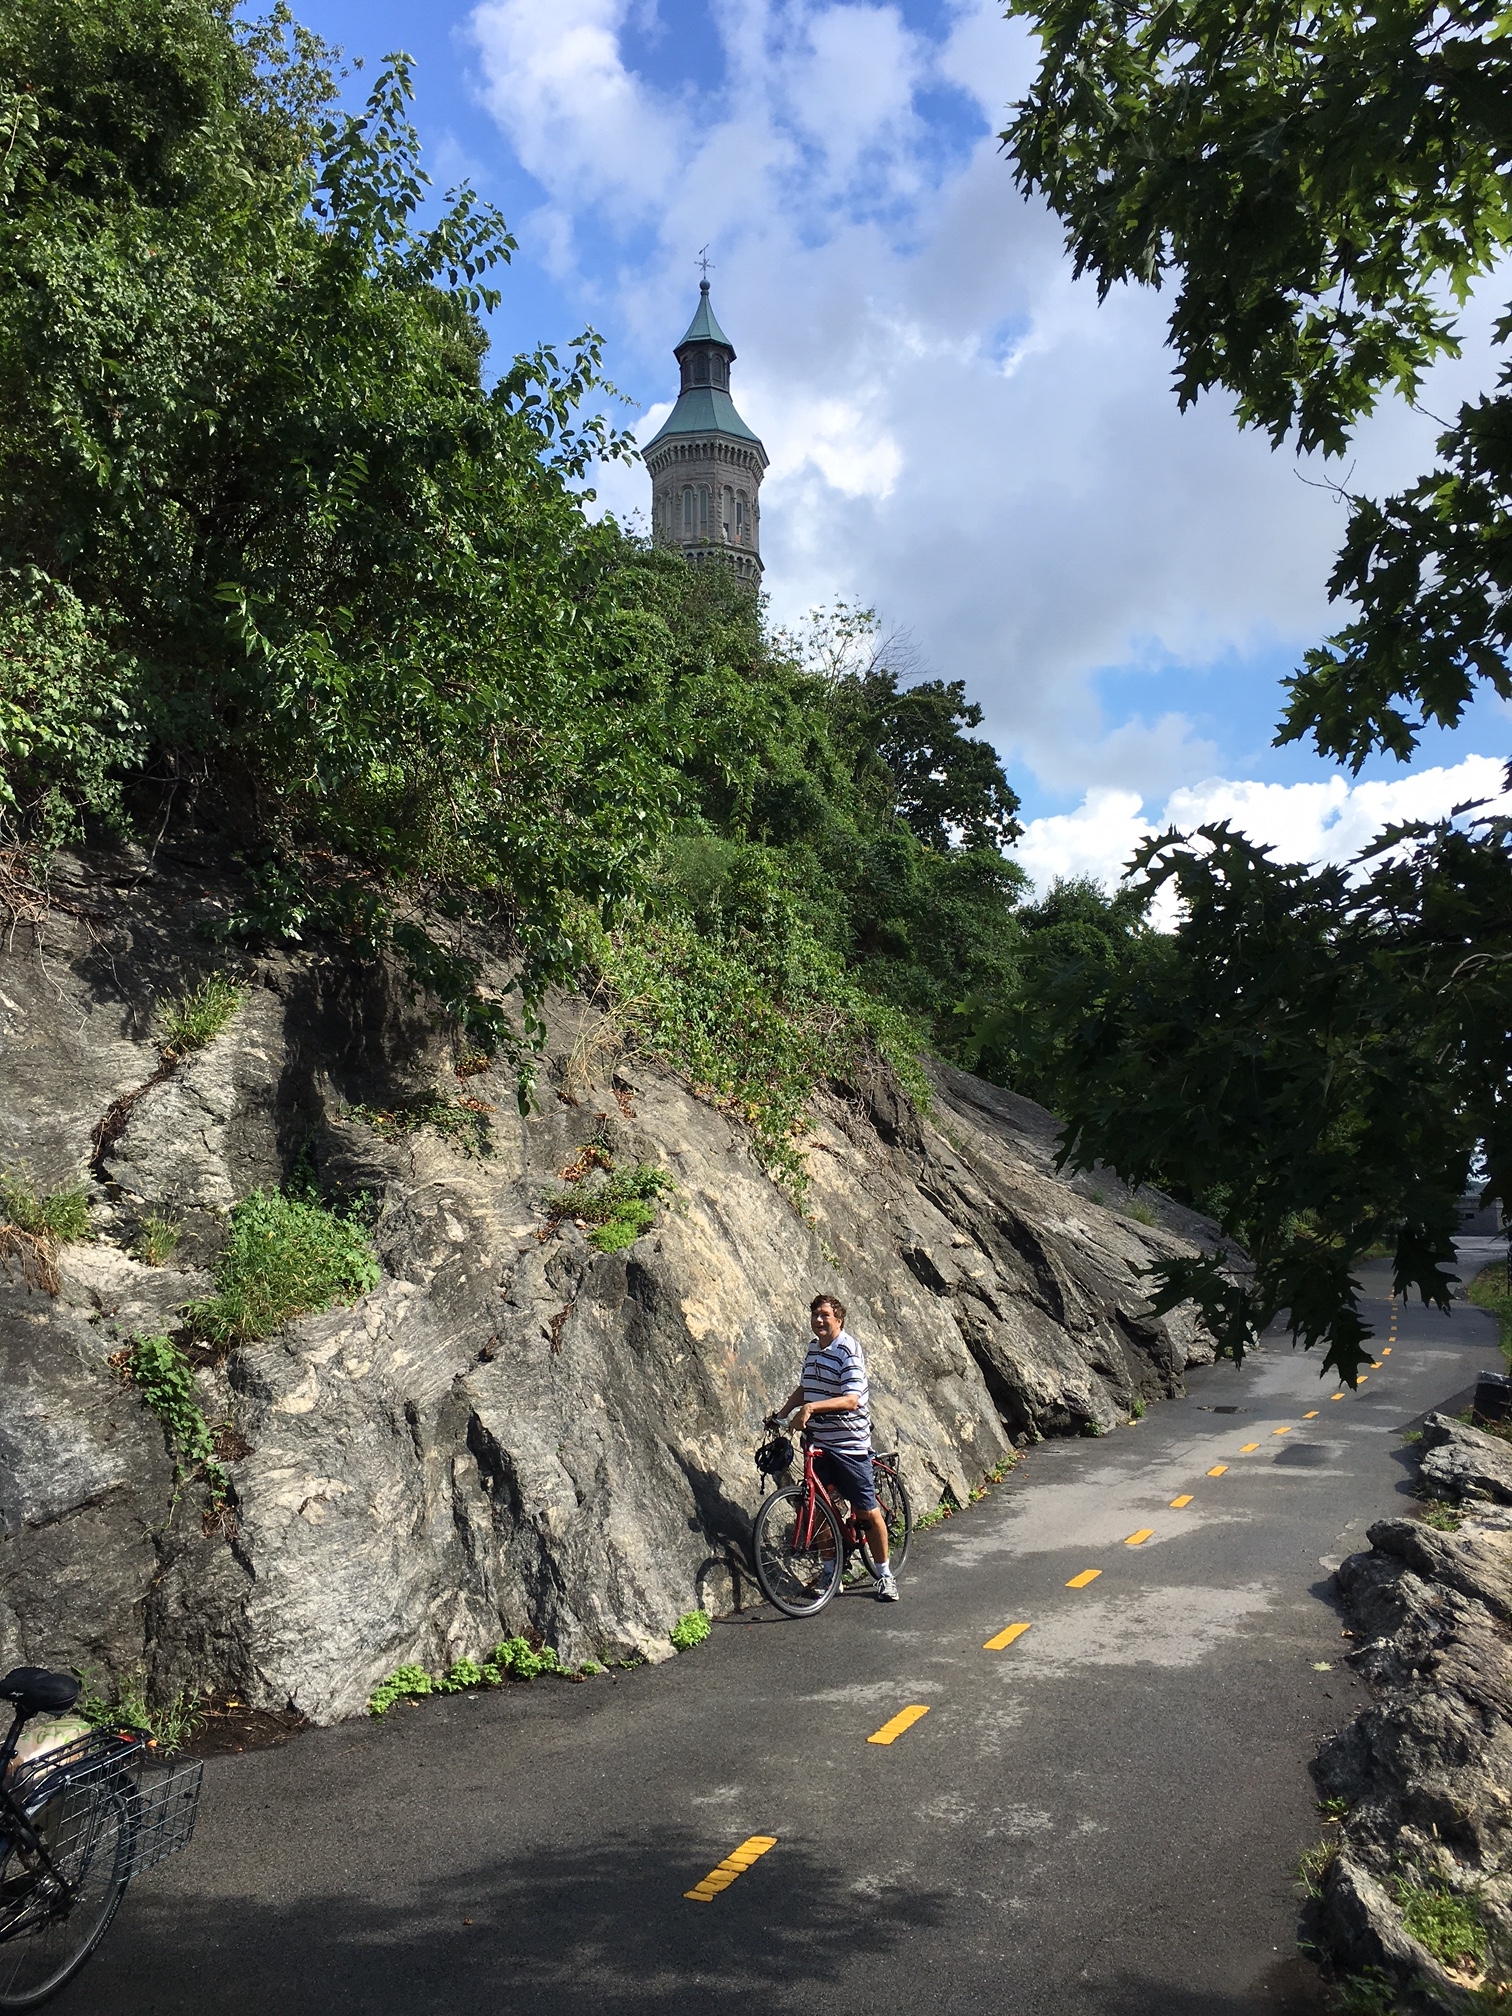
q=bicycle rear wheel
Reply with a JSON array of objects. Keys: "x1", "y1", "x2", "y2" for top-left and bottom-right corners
[
  {"x1": 752, "y1": 1486, "x2": 845, "y2": 1618},
  {"x1": 0, "y1": 1778, "x2": 130, "y2": 2010},
  {"x1": 861, "y1": 1461, "x2": 913, "y2": 1575}
]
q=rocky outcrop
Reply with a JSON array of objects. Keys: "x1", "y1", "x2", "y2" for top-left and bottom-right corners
[
  {"x1": 1311, "y1": 1420, "x2": 1512, "y2": 2008},
  {"x1": 0, "y1": 842, "x2": 1221, "y2": 1725}
]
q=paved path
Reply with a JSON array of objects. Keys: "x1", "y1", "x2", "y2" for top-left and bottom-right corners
[{"x1": 77, "y1": 1263, "x2": 1501, "y2": 2016}]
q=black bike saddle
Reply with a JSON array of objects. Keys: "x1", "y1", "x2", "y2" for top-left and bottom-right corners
[{"x1": 0, "y1": 1668, "x2": 82, "y2": 1715}]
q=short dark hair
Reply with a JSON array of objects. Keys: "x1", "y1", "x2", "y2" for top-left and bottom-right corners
[{"x1": 810, "y1": 1294, "x2": 846, "y2": 1325}]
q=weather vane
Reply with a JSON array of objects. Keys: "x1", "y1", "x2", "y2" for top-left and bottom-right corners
[{"x1": 696, "y1": 246, "x2": 714, "y2": 282}]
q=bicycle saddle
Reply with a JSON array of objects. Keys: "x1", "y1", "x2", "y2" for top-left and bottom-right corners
[{"x1": 0, "y1": 1668, "x2": 82, "y2": 1715}]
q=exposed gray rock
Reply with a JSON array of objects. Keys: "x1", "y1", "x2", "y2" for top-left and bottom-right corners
[
  {"x1": 1420, "y1": 1412, "x2": 1512, "y2": 1507},
  {"x1": 1312, "y1": 1460, "x2": 1512, "y2": 2002},
  {"x1": 0, "y1": 844, "x2": 1225, "y2": 1725}
]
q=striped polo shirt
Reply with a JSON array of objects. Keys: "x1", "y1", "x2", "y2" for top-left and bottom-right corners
[{"x1": 800, "y1": 1328, "x2": 871, "y2": 1457}]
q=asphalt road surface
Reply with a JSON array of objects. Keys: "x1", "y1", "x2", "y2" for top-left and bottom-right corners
[{"x1": 76, "y1": 1260, "x2": 1502, "y2": 2016}]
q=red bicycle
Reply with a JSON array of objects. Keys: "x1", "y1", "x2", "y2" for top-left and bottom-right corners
[{"x1": 751, "y1": 1430, "x2": 912, "y2": 1618}]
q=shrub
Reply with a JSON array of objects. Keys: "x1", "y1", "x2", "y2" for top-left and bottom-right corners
[
  {"x1": 155, "y1": 975, "x2": 243, "y2": 1057},
  {"x1": 549, "y1": 1162, "x2": 676, "y2": 1254},
  {"x1": 1469, "y1": 1263, "x2": 1512, "y2": 1361},
  {"x1": 670, "y1": 1609, "x2": 711, "y2": 1652},
  {"x1": 186, "y1": 1188, "x2": 378, "y2": 1347}
]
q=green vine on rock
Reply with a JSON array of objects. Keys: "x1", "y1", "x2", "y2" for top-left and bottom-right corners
[{"x1": 116, "y1": 1332, "x2": 227, "y2": 1506}]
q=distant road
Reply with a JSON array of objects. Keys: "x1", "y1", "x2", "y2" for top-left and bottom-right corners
[{"x1": 78, "y1": 1261, "x2": 1500, "y2": 2016}]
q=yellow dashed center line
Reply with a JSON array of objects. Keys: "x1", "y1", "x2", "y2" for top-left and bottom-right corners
[
  {"x1": 1304, "y1": 1411, "x2": 1319, "y2": 1419},
  {"x1": 685, "y1": 1835, "x2": 777, "y2": 1901},
  {"x1": 1065, "y1": 1569, "x2": 1102, "y2": 1589},
  {"x1": 1124, "y1": 1528, "x2": 1154, "y2": 1546},
  {"x1": 1207, "y1": 1463, "x2": 1228, "y2": 1476},
  {"x1": 1239, "y1": 1442, "x2": 1260, "y2": 1453},
  {"x1": 984, "y1": 1622, "x2": 1032, "y2": 1651},
  {"x1": 1272, "y1": 1426, "x2": 1293, "y2": 1436},
  {"x1": 1331, "y1": 1393, "x2": 1345, "y2": 1401},
  {"x1": 867, "y1": 1705, "x2": 930, "y2": 1746},
  {"x1": 1358, "y1": 1375, "x2": 1368, "y2": 1384},
  {"x1": 1170, "y1": 1494, "x2": 1194, "y2": 1508}
]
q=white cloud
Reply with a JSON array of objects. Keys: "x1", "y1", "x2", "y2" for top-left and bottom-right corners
[
  {"x1": 467, "y1": 0, "x2": 1510, "y2": 812},
  {"x1": 1018, "y1": 756, "x2": 1512, "y2": 907}
]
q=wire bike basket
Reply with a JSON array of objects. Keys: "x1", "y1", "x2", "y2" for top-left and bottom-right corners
[{"x1": 2, "y1": 1726, "x2": 204, "y2": 1925}]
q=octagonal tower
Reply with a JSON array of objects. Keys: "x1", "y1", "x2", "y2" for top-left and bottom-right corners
[{"x1": 644, "y1": 281, "x2": 767, "y2": 582}]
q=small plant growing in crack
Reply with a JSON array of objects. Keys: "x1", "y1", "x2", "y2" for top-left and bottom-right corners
[
  {"x1": 670, "y1": 1610, "x2": 711, "y2": 1652},
  {"x1": 131, "y1": 1213, "x2": 181, "y2": 1267},
  {"x1": 155, "y1": 974, "x2": 243, "y2": 1058},
  {"x1": 547, "y1": 1157, "x2": 676, "y2": 1253},
  {"x1": 113, "y1": 1332, "x2": 230, "y2": 1515},
  {"x1": 1391, "y1": 1874, "x2": 1487, "y2": 1974},
  {"x1": 0, "y1": 1167, "x2": 90, "y2": 1292},
  {"x1": 346, "y1": 1090, "x2": 494, "y2": 1156},
  {"x1": 76, "y1": 1668, "x2": 205, "y2": 1751},
  {"x1": 185, "y1": 1187, "x2": 379, "y2": 1348}
]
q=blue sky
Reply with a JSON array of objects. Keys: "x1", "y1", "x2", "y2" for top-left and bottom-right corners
[{"x1": 285, "y1": 0, "x2": 1511, "y2": 883}]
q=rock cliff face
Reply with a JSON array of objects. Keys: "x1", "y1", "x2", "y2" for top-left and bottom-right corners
[
  {"x1": 1313, "y1": 1418, "x2": 1512, "y2": 2009},
  {"x1": 0, "y1": 844, "x2": 1219, "y2": 1725}
]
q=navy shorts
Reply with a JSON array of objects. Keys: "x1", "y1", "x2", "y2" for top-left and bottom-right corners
[{"x1": 813, "y1": 1448, "x2": 878, "y2": 1513}]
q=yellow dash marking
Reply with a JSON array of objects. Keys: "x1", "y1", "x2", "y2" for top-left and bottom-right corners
[
  {"x1": 984, "y1": 1622, "x2": 1033, "y2": 1651},
  {"x1": 685, "y1": 1835, "x2": 778, "y2": 1901},
  {"x1": 1331, "y1": 1392, "x2": 1345, "y2": 1400},
  {"x1": 1170, "y1": 1494, "x2": 1194, "y2": 1507},
  {"x1": 1358, "y1": 1375, "x2": 1368, "y2": 1384},
  {"x1": 868, "y1": 1705, "x2": 930, "y2": 1746},
  {"x1": 1065, "y1": 1568, "x2": 1102, "y2": 1589},
  {"x1": 1304, "y1": 1412, "x2": 1319, "y2": 1419},
  {"x1": 1239, "y1": 1442, "x2": 1260, "y2": 1453},
  {"x1": 1273, "y1": 1426, "x2": 1293, "y2": 1437},
  {"x1": 1382, "y1": 1348, "x2": 1392, "y2": 1356},
  {"x1": 1125, "y1": 1528, "x2": 1154, "y2": 1546},
  {"x1": 1207, "y1": 1464, "x2": 1228, "y2": 1476},
  {"x1": 1370, "y1": 1361, "x2": 1381, "y2": 1369}
]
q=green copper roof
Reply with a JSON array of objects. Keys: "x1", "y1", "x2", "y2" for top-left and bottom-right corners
[
  {"x1": 645, "y1": 385, "x2": 764, "y2": 450},
  {"x1": 676, "y1": 281, "x2": 732, "y2": 352}
]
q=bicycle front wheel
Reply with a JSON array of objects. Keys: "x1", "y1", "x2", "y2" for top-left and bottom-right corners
[
  {"x1": 0, "y1": 1779, "x2": 130, "y2": 2010},
  {"x1": 862, "y1": 1461, "x2": 913, "y2": 1575},
  {"x1": 752, "y1": 1486, "x2": 845, "y2": 1618}
]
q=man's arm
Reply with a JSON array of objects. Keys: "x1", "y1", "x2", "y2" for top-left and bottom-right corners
[{"x1": 773, "y1": 1393, "x2": 860, "y2": 1432}]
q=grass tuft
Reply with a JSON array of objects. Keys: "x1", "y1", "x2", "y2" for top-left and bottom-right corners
[
  {"x1": 185, "y1": 1187, "x2": 378, "y2": 1348},
  {"x1": 155, "y1": 974, "x2": 243, "y2": 1057},
  {"x1": 0, "y1": 1168, "x2": 89, "y2": 1243},
  {"x1": 346, "y1": 1090, "x2": 494, "y2": 1157},
  {"x1": 77, "y1": 1668, "x2": 204, "y2": 1752},
  {"x1": 131, "y1": 1213, "x2": 180, "y2": 1267},
  {"x1": 1392, "y1": 1876, "x2": 1486, "y2": 1971}
]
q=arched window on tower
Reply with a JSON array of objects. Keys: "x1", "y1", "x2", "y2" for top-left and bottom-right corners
[
  {"x1": 735, "y1": 492, "x2": 746, "y2": 541},
  {"x1": 693, "y1": 353, "x2": 710, "y2": 385},
  {"x1": 681, "y1": 487, "x2": 695, "y2": 534}
]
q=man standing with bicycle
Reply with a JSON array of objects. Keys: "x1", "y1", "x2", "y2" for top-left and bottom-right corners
[{"x1": 770, "y1": 1295, "x2": 899, "y2": 1602}]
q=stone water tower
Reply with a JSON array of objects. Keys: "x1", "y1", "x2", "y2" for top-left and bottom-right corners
[{"x1": 644, "y1": 281, "x2": 767, "y2": 582}]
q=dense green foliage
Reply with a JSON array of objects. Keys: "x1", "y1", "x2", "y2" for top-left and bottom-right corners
[
  {"x1": 0, "y1": 0, "x2": 1028, "y2": 1150},
  {"x1": 1003, "y1": 0, "x2": 1512, "y2": 1377},
  {"x1": 1005, "y1": 0, "x2": 1512, "y2": 767},
  {"x1": 186, "y1": 1185, "x2": 378, "y2": 1346}
]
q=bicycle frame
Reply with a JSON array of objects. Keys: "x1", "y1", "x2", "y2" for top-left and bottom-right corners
[
  {"x1": 792, "y1": 1442, "x2": 861, "y2": 1552},
  {"x1": 0, "y1": 1714, "x2": 75, "y2": 1931}
]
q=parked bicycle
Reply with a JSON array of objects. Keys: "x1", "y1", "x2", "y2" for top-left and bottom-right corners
[
  {"x1": 0, "y1": 1667, "x2": 204, "y2": 2009},
  {"x1": 750, "y1": 1428, "x2": 913, "y2": 1617}
]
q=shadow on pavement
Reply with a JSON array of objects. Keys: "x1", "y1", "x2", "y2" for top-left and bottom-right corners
[
  {"x1": 70, "y1": 1826, "x2": 952, "y2": 2016},
  {"x1": 1092, "y1": 1954, "x2": 1329, "y2": 2015}
]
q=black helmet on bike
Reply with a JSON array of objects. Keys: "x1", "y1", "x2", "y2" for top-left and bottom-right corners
[{"x1": 754, "y1": 1431, "x2": 795, "y2": 1479}]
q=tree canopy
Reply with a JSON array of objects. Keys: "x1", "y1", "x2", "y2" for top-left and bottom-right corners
[
  {"x1": 1004, "y1": 0, "x2": 1512, "y2": 1376},
  {"x1": 0, "y1": 0, "x2": 1029, "y2": 1136}
]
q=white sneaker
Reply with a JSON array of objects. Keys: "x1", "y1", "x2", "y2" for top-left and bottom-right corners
[{"x1": 874, "y1": 1568, "x2": 900, "y2": 1602}]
